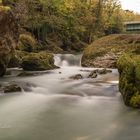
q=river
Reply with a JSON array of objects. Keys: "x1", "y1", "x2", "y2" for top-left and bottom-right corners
[{"x1": 0, "y1": 54, "x2": 140, "y2": 140}]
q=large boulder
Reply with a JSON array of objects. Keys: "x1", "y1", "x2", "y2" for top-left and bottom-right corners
[
  {"x1": 82, "y1": 34, "x2": 140, "y2": 68},
  {"x1": 21, "y1": 52, "x2": 57, "y2": 71},
  {"x1": 0, "y1": 6, "x2": 19, "y2": 76},
  {"x1": 117, "y1": 54, "x2": 140, "y2": 108}
]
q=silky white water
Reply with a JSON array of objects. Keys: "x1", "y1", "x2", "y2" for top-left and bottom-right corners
[{"x1": 0, "y1": 54, "x2": 139, "y2": 140}]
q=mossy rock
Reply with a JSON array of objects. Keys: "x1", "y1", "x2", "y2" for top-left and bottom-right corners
[
  {"x1": 21, "y1": 52, "x2": 57, "y2": 71},
  {"x1": 117, "y1": 54, "x2": 140, "y2": 108},
  {"x1": 18, "y1": 34, "x2": 39, "y2": 52},
  {"x1": 8, "y1": 50, "x2": 29, "y2": 68},
  {"x1": 82, "y1": 34, "x2": 140, "y2": 68}
]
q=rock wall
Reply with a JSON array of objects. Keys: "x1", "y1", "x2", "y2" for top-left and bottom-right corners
[
  {"x1": 117, "y1": 54, "x2": 140, "y2": 108},
  {"x1": 0, "y1": 6, "x2": 19, "y2": 76}
]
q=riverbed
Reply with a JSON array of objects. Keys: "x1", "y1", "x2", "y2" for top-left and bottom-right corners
[{"x1": 0, "y1": 54, "x2": 140, "y2": 140}]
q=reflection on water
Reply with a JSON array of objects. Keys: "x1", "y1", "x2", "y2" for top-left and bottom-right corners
[{"x1": 0, "y1": 54, "x2": 139, "y2": 140}]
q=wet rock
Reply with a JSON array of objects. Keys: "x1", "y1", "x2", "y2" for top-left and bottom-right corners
[
  {"x1": 3, "y1": 84, "x2": 22, "y2": 93},
  {"x1": 88, "y1": 70, "x2": 98, "y2": 78},
  {"x1": 70, "y1": 74, "x2": 83, "y2": 80},
  {"x1": 87, "y1": 69, "x2": 112, "y2": 78},
  {"x1": 98, "y1": 69, "x2": 112, "y2": 75}
]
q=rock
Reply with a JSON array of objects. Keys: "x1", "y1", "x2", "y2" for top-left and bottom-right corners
[
  {"x1": 18, "y1": 34, "x2": 38, "y2": 52},
  {"x1": 0, "y1": 6, "x2": 19, "y2": 76},
  {"x1": 3, "y1": 84, "x2": 22, "y2": 93},
  {"x1": 21, "y1": 52, "x2": 57, "y2": 71},
  {"x1": 82, "y1": 34, "x2": 140, "y2": 68},
  {"x1": 85, "y1": 53, "x2": 118, "y2": 68},
  {"x1": 8, "y1": 53, "x2": 20, "y2": 68},
  {"x1": 117, "y1": 54, "x2": 140, "y2": 108},
  {"x1": 98, "y1": 69, "x2": 112, "y2": 75},
  {"x1": 0, "y1": 81, "x2": 36, "y2": 93},
  {"x1": 70, "y1": 74, "x2": 83, "y2": 80},
  {"x1": 88, "y1": 70, "x2": 98, "y2": 78},
  {"x1": 87, "y1": 69, "x2": 112, "y2": 78}
]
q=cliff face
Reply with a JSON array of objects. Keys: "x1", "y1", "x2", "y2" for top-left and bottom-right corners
[{"x1": 0, "y1": 6, "x2": 19, "y2": 76}]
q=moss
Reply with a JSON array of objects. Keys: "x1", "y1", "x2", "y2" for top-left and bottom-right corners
[
  {"x1": 18, "y1": 34, "x2": 38, "y2": 52},
  {"x1": 0, "y1": 6, "x2": 11, "y2": 12},
  {"x1": 82, "y1": 34, "x2": 140, "y2": 67},
  {"x1": 130, "y1": 92, "x2": 140, "y2": 108},
  {"x1": 21, "y1": 52, "x2": 57, "y2": 71},
  {"x1": 117, "y1": 54, "x2": 140, "y2": 108}
]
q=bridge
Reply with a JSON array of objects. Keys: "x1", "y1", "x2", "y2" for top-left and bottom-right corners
[{"x1": 124, "y1": 21, "x2": 140, "y2": 32}]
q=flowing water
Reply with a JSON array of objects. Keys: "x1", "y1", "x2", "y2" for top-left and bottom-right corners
[{"x1": 0, "y1": 54, "x2": 140, "y2": 140}]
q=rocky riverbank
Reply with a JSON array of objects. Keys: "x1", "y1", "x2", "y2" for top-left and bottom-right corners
[
  {"x1": 82, "y1": 34, "x2": 140, "y2": 68},
  {"x1": 0, "y1": 2, "x2": 58, "y2": 76},
  {"x1": 82, "y1": 34, "x2": 140, "y2": 108}
]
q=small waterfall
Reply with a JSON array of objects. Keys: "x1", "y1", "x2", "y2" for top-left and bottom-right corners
[{"x1": 54, "y1": 54, "x2": 82, "y2": 67}]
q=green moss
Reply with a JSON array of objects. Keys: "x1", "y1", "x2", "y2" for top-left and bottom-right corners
[
  {"x1": 0, "y1": 6, "x2": 11, "y2": 12},
  {"x1": 130, "y1": 92, "x2": 140, "y2": 108},
  {"x1": 18, "y1": 34, "x2": 38, "y2": 52},
  {"x1": 21, "y1": 52, "x2": 57, "y2": 71},
  {"x1": 117, "y1": 54, "x2": 140, "y2": 108}
]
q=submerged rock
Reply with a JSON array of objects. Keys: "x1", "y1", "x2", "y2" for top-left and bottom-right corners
[
  {"x1": 70, "y1": 74, "x2": 83, "y2": 80},
  {"x1": 98, "y1": 69, "x2": 112, "y2": 75},
  {"x1": 0, "y1": 81, "x2": 37, "y2": 93},
  {"x1": 0, "y1": 6, "x2": 19, "y2": 76},
  {"x1": 88, "y1": 70, "x2": 98, "y2": 78},
  {"x1": 3, "y1": 84, "x2": 22, "y2": 93},
  {"x1": 88, "y1": 69, "x2": 112, "y2": 78}
]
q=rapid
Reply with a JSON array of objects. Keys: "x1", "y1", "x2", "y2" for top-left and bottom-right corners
[{"x1": 0, "y1": 54, "x2": 140, "y2": 140}]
